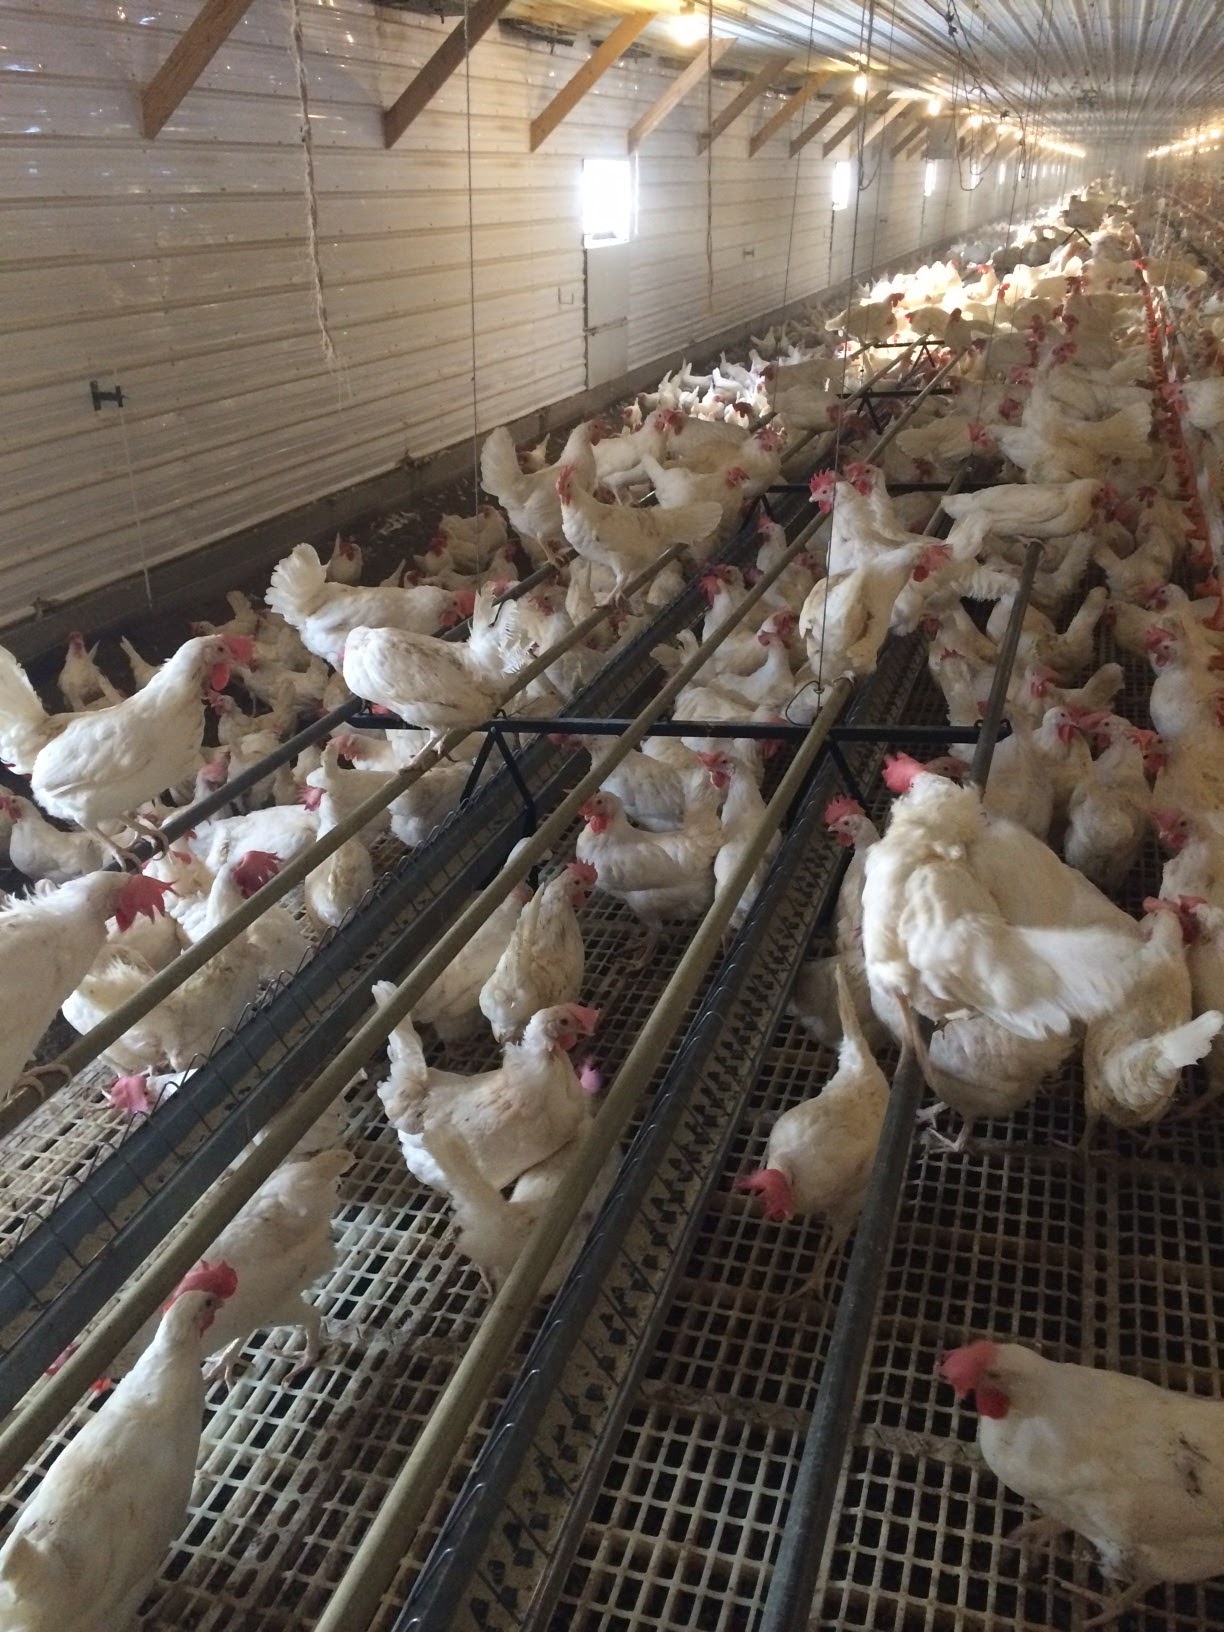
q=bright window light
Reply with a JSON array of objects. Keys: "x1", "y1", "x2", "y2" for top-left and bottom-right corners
[
  {"x1": 581, "y1": 158, "x2": 634, "y2": 247},
  {"x1": 853, "y1": 73, "x2": 869, "y2": 97},
  {"x1": 970, "y1": 159, "x2": 984, "y2": 185},
  {"x1": 997, "y1": 161, "x2": 1007, "y2": 186},
  {"x1": 831, "y1": 160, "x2": 853, "y2": 211},
  {"x1": 924, "y1": 160, "x2": 937, "y2": 197}
]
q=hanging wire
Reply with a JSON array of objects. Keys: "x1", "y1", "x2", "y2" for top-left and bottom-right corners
[
  {"x1": 779, "y1": 0, "x2": 820, "y2": 314},
  {"x1": 288, "y1": 0, "x2": 344, "y2": 391},
  {"x1": 461, "y1": 0, "x2": 483, "y2": 545},
  {"x1": 705, "y1": 0, "x2": 715, "y2": 314},
  {"x1": 811, "y1": 0, "x2": 881, "y2": 706},
  {"x1": 116, "y1": 406, "x2": 154, "y2": 611}
]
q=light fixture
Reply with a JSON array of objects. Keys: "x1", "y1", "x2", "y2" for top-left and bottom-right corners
[
  {"x1": 670, "y1": 2, "x2": 708, "y2": 48},
  {"x1": 853, "y1": 73, "x2": 869, "y2": 97},
  {"x1": 968, "y1": 113, "x2": 984, "y2": 129},
  {"x1": 927, "y1": 95, "x2": 942, "y2": 116}
]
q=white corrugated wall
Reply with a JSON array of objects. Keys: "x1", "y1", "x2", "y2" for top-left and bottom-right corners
[{"x1": 0, "y1": 0, "x2": 1082, "y2": 626}]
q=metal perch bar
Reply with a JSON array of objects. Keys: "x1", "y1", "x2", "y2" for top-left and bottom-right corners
[{"x1": 756, "y1": 538, "x2": 1044, "y2": 1632}]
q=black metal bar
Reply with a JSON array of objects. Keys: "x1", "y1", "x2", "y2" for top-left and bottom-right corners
[
  {"x1": 158, "y1": 695, "x2": 363, "y2": 843},
  {"x1": 756, "y1": 535, "x2": 1045, "y2": 1632},
  {"x1": 487, "y1": 723, "x2": 538, "y2": 836},
  {"x1": 348, "y1": 714, "x2": 997, "y2": 745},
  {"x1": 826, "y1": 739, "x2": 871, "y2": 812},
  {"x1": 387, "y1": 647, "x2": 914, "y2": 1632},
  {"x1": 969, "y1": 538, "x2": 1042, "y2": 788},
  {"x1": 0, "y1": 453, "x2": 795, "y2": 1408}
]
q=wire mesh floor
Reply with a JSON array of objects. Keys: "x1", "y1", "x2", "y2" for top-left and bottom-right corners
[{"x1": 545, "y1": 642, "x2": 1224, "y2": 1632}]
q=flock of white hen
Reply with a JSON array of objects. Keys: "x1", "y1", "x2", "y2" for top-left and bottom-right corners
[{"x1": 4, "y1": 186, "x2": 1224, "y2": 1626}]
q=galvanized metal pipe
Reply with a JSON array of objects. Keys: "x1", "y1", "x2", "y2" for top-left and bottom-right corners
[
  {"x1": 127, "y1": 574, "x2": 560, "y2": 848},
  {"x1": 313, "y1": 679, "x2": 854, "y2": 1632},
  {"x1": 0, "y1": 540, "x2": 694, "y2": 1140},
  {"x1": 0, "y1": 512, "x2": 836, "y2": 1486},
  {"x1": 756, "y1": 532, "x2": 1046, "y2": 1632}
]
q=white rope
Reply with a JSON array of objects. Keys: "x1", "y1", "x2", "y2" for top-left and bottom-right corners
[
  {"x1": 462, "y1": 0, "x2": 484, "y2": 572},
  {"x1": 288, "y1": 0, "x2": 344, "y2": 385},
  {"x1": 116, "y1": 406, "x2": 154, "y2": 610}
]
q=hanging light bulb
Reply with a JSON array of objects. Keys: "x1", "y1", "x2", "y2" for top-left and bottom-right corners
[
  {"x1": 670, "y1": 2, "x2": 708, "y2": 48},
  {"x1": 853, "y1": 73, "x2": 869, "y2": 97},
  {"x1": 927, "y1": 95, "x2": 942, "y2": 116}
]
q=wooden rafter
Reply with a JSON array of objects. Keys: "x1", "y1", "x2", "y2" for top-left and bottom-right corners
[
  {"x1": 530, "y1": 13, "x2": 658, "y2": 152},
  {"x1": 748, "y1": 71, "x2": 834, "y2": 157},
  {"x1": 788, "y1": 86, "x2": 856, "y2": 157},
  {"x1": 888, "y1": 108, "x2": 927, "y2": 158},
  {"x1": 859, "y1": 98, "x2": 912, "y2": 152},
  {"x1": 629, "y1": 36, "x2": 733, "y2": 150},
  {"x1": 697, "y1": 52, "x2": 792, "y2": 153},
  {"x1": 895, "y1": 122, "x2": 930, "y2": 159},
  {"x1": 821, "y1": 89, "x2": 890, "y2": 158},
  {"x1": 383, "y1": 0, "x2": 513, "y2": 149},
  {"x1": 140, "y1": 0, "x2": 256, "y2": 140}
]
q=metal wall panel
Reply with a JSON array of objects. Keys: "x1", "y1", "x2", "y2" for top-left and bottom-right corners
[{"x1": 0, "y1": 1, "x2": 1080, "y2": 626}]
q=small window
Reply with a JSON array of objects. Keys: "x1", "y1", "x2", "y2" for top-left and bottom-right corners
[
  {"x1": 997, "y1": 162, "x2": 1007, "y2": 186},
  {"x1": 924, "y1": 160, "x2": 937, "y2": 197},
  {"x1": 970, "y1": 160, "x2": 984, "y2": 185},
  {"x1": 581, "y1": 158, "x2": 634, "y2": 247},
  {"x1": 831, "y1": 160, "x2": 853, "y2": 211}
]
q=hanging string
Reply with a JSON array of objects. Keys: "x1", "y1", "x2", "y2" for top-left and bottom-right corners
[
  {"x1": 288, "y1": 0, "x2": 344, "y2": 387},
  {"x1": 116, "y1": 406, "x2": 154, "y2": 610},
  {"x1": 461, "y1": 0, "x2": 482, "y2": 545},
  {"x1": 704, "y1": 0, "x2": 715, "y2": 314},
  {"x1": 779, "y1": 0, "x2": 820, "y2": 313}
]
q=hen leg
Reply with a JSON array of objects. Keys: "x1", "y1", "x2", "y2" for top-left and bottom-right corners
[
  {"x1": 1005, "y1": 1513, "x2": 1069, "y2": 1556},
  {"x1": 774, "y1": 1227, "x2": 846, "y2": 1312},
  {"x1": 204, "y1": 1338, "x2": 247, "y2": 1389},
  {"x1": 11, "y1": 1061, "x2": 74, "y2": 1103},
  {"x1": 628, "y1": 924, "x2": 661, "y2": 971},
  {"x1": 84, "y1": 824, "x2": 143, "y2": 871},
  {"x1": 922, "y1": 1116, "x2": 973, "y2": 1155},
  {"x1": 283, "y1": 1305, "x2": 328, "y2": 1384},
  {"x1": 915, "y1": 1100, "x2": 949, "y2": 1128},
  {"x1": 1056, "y1": 1574, "x2": 1158, "y2": 1628}
]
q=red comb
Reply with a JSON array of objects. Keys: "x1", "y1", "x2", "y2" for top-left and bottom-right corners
[
  {"x1": 169, "y1": 1259, "x2": 238, "y2": 1305},
  {"x1": 824, "y1": 796, "x2": 865, "y2": 826},
  {"x1": 563, "y1": 1004, "x2": 601, "y2": 1035},
  {"x1": 736, "y1": 1167, "x2": 795, "y2": 1223},
  {"x1": 232, "y1": 850, "x2": 280, "y2": 897},
  {"x1": 565, "y1": 860, "x2": 598, "y2": 886},
  {"x1": 882, "y1": 753, "x2": 927, "y2": 794},
  {"x1": 114, "y1": 875, "x2": 174, "y2": 933},
  {"x1": 938, "y1": 1339, "x2": 999, "y2": 1398}
]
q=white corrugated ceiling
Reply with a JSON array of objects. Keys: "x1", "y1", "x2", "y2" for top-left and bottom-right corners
[{"x1": 501, "y1": 0, "x2": 1222, "y2": 151}]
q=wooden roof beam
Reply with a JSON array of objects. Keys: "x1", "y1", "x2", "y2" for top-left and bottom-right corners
[
  {"x1": 530, "y1": 13, "x2": 658, "y2": 152},
  {"x1": 895, "y1": 118, "x2": 931, "y2": 159},
  {"x1": 888, "y1": 108, "x2": 927, "y2": 158},
  {"x1": 859, "y1": 97, "x2": 913, "y2": 153},
  {"x1": 788, "y1": 86, "x2": 857, "y2": 156},
  {"x1": 821, "y1": 89, "x2": 891, "y2": 158},
  {"x1": 697, "y1": 51, "x2": 792, "y2": 153},
  {"x1": 383, "y1": 0, "x2": 513, "y2": 148},
  {"x1": 748, "y1": 71, "x2": 835, "y2": 157},
  {"x1": 629, "y1": 36, "x2": 734, "y2": 150},
  {"x1": 140, "y1": 0, "x2": 256, "y2": 139}
]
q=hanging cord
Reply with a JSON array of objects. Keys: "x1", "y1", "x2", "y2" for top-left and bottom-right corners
[
  {"x1": 779, "y1": 0, "x2": 820, "y2": 313},
  {"x1": 704, "y1": 0, "x2": 715, "y2": 314},
  {"x1": 811, "y1": 0, "x2": 878, "y2": 707},
  {"x1": 461, "y1": 0, "x2": 483, "y2": 561},
  {"x1": 288, "y1": 0, "x2": 344, "y2": 391},
  {"x1": 116, "y1": 406, "x2": 154, "y2": 611}
]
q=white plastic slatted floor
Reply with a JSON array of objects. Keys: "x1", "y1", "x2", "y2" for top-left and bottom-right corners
[
  {"x1": 0, "y1": 871, "x2": 721, "y2": 1630},
  {"x1": 547, "y1": 642, "x2": 1224, "y2": 1632}
]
